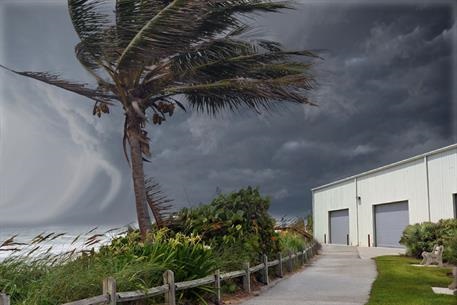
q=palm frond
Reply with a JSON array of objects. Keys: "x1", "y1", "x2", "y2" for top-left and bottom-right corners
[
  {"x1": 195, "y1": 62, "x2": 314, "y2": 81},
  {"x1": 135, "y1": 33, "x2": 318, "y2": 98},
  {"x1": 179, "y1": 48, "x2": 317, "y2": 82},
  {"x1": 196, "y1": 1, "x2": 291, "y2": 38},
  {"x1": 116, "y1": 0, "x2": 291, "y2": 70},
  {"x1": 168, "y1": 38, "x2": 255, "y2": 75},
  {"x1": 69, "y1": 0, "x2": 121, "y2": 66},
  {"x1": 115, "y1": 0, "x2": 170, "y2": 48},
  {"x1": 183, "y1": 46, "x2": 317, "y2": 73},
  {"x1": 130, "y1": 37, "x2": 252, "y2": 98},
  {"x1": 75, "y1": 41, "x2": 101, "y2": 72},
  {"x1": 116, "y1": 0, "x2": 206, "y2": 70},
  {"x1": 145, "y1": 177, "x2": 173, "y2": 228},
  {"x1": 0, "y1": 64, "x2": 115, "y2": 103},
  {"x1": 152, "y1": 36, "x2": 316, "y2": 80},
  {"x1": 136, "y1": 38, "x2": 249, "y2": 97},
  {"x1": 68, "y1": 0, "x2": 111, "y2": 44},
  {"x1": 165, "y1": 75, "x2": 316, "y2": 114},
  {"x1": 75, "y1": 41, "x2": 115, "y2": 86}
]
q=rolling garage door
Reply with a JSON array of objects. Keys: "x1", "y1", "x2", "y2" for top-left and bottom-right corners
[
  {"x1": 374, "y1": 201, "x2": 409, "y2": 248},
  {"x1": 329, "y1": 209, "x2": 349, "y2": 245}
]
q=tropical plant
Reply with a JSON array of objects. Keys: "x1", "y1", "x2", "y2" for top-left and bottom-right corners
[
  {"x1": 0, "y1": 229, "x2": 217, "y2": 305},
  {"x1": 172, "y1": 187, "x2": 281, "y2": 267},
  {"x1": 0, "y1": 0, "x2": 317, "y2": 239}
]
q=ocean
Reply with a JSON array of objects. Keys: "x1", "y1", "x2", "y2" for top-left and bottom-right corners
[{"x1": 0, "y1": 224, "x2": 129, "y2": 261}]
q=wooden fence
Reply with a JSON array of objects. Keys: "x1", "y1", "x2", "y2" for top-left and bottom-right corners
[{"x1": 0, "y1": 243, "x2": 318, "y2": 305}]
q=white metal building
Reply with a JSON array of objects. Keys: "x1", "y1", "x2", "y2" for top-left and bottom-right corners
[{"x1": 312, "y1": 144, "x2": 457, "y2": 248}]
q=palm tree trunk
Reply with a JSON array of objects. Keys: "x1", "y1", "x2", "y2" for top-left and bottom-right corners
[{"x1": 128, "y1": 120, "x2": 152, "y2": 239}]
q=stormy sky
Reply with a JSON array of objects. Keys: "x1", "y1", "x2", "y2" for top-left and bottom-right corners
[{"x1": 0, "y1": 0, "x2": 455, "y2": 227}]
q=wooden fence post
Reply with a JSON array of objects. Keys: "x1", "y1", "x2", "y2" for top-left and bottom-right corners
[
  {"x1": 163, "y1": 270, "x2": 176, "y2": 305},
  {"x1": 287, "y1": 251, "x2": 293, "y2": 272},
  {"x1": 0, "y1": 294, "x2": 10, "y2": 305},
  {"x1": 262, "y1": 254, "x2": 269, "y2": 285},
  {"x1": 243, "y1": 262, "x2": 251, "y2": 293},
  {"x1": 214, "y1": 269, "x2": 221, "y2": 305},
  {"x1": 277, "y1": 252, "x2": 283, "y2": 278},
  {"x1": 103, "y1": 277, "x2": 117, "y2": 305}
]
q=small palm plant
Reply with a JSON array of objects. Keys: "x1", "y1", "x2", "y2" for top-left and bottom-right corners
[{"x1": 1, "y1": 0, "x2": 318, "y2": 239}]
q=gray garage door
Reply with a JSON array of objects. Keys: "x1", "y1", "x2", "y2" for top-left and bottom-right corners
[
  {"x1": 329, "y1": 209, "x2": 349, "y2": 245},
  {"x1": 374, "y1": 201, "x2": 409, "y2": 248}
]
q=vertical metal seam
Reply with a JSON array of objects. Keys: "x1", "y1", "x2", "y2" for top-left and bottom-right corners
[
  {"x1": 425, "y1": 155, "x2": 431, "y2": 221},
  {"x1": 355, "y1": 177, "x2": 359, "y2": 246},
  {"x1": 311, "y1": 190, "x2": 316, "y2": 242}
]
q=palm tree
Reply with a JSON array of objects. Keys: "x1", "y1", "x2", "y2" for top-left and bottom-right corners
[{"x1": 1, "y1": 0, "x2": 317, "y2": 240}]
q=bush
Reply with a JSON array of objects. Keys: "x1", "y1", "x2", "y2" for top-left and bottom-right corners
[
  {"x1": 171, "y1": 187, "x2": 281, "y2": 269},
  {"x1": 446, "y1": 234, "x2": 457, "y2": 265},
  {"x1": 400, "y1": 218, "x2": 457, "y2": 264}
]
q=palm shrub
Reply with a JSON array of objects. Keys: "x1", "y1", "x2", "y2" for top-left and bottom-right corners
[{"x1": 400, "y1": 222, "x2": 440, "y2": 257}]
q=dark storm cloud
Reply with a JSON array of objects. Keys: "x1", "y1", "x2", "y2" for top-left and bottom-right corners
[{"x1": 0, "y1": 0, "x2": 455, "y2": 226}]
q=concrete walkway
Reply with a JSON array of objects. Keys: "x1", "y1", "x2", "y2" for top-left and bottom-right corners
[
  {"x1": 238, "y1": 245, "x2": 377, "y2": 305},
  {"x1": 357, "y1": 246, "x2": 405, "y2": 259}
]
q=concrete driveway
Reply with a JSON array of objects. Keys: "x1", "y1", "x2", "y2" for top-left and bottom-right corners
[{"x1": 238, "y1": 245, "x2": 377, "y2": 305}]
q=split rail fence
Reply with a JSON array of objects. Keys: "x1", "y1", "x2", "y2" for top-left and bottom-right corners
[{"x1": 0, "y1": 243, "x2": 318, "y2": 305}]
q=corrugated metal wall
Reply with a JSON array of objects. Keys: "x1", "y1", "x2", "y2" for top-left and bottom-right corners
[
  {"x1": 313, "y1": 179, "x2": 357, "y2": 245},
  {"x1": 313, "y1": 144, "x2": 457, "y2": 247},
  {"x1": 356, "y1": 158, "x2": 428, "y2": 246},
  {"x1": 428, "y1": 147, "x2": 457, "y2": 221}
]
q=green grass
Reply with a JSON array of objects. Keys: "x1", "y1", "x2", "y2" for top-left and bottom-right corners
[{"x1": 367, "y1": 256, "x2": 456, "y2": 305}]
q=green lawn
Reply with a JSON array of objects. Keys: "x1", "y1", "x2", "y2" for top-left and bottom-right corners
[{"x1": 367, "y1": 256, "x2": 456, "y2": 305}]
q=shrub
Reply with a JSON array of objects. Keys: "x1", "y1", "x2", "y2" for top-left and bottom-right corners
[
  {"x1": 400, "y1": 218, "x2": 457, "y2": 264},
  {"x1": 400, "y1": 222, "x2": 440, "y2": 257},
  {"x1": 172, "y1": 187, "x2": 281, "y2": 269}
]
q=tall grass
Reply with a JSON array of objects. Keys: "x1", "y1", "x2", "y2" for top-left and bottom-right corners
[
  {"x1": 0, "y1": 229, "x2": 217, "y2": 305},
  {"x1": 278, "y1": 231, "x2": 307, "y2": 255},
  {"x1": 0, "y1": 199, "x2": 315, "y2": 305}
]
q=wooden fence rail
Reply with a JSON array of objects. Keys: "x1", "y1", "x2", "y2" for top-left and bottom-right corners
[{"x1": 0, "y1": 243, "x2": 318, "y2": 305}]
